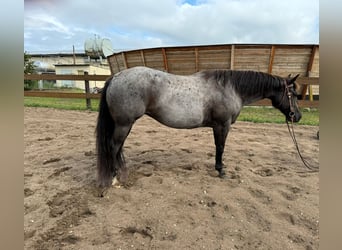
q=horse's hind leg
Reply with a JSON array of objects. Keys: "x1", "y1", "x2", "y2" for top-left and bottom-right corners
[{"x1": 112, "y1": 123, "x2": 133, "y2": 185}]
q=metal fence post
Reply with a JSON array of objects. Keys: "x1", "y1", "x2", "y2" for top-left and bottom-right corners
[{"x1": 84, "y1": 71, "x2": 91, "y2": 110}]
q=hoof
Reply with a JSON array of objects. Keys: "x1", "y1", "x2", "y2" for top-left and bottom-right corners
[
  {"x1": 218, "y1": 170, "x2": 226, "y2": 178},
  {"x1": 112, "y1": 176, "x2": 122, "y2": 188}
]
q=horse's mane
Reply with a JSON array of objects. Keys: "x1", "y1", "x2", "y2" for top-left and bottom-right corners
[{"x1": 199, "y1": 69, "x2": 283, "y2": 96}]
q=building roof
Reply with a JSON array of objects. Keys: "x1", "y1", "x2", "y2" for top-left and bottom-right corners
[
  {"x1": 29, "y1": 53, "x2": 87, "y2": 57},
  {"x1": 54, "y1": 64, "x2": 90, "y2": 67}
]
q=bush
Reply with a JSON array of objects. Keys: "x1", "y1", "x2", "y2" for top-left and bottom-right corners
[{"x1": 24, "y1": 52, "x2": 37, "y2": 90}]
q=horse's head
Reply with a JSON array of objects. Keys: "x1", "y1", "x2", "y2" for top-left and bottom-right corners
[{"x1": 272, "y1": 74, "x2": 302, "y2": 123}]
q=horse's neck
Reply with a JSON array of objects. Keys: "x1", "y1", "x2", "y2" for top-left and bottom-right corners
[
  {"x1": 236, "y1": 77, "x2": 280, "y2": 105},
  {"x1": 239, "y1": 91, "x2": 265, "y2": 105}
]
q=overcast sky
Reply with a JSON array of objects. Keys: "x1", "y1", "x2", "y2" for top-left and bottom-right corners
[{"x1": 24, "y1": 0, "x2": 319, "y2": 54}]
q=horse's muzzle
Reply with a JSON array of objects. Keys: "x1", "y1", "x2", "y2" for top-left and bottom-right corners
[{"x1": 288, "y1": 112, "x2": 302, "y2": 122}]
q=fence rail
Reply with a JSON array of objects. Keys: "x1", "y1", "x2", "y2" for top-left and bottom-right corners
[
  {"x1": 24, "y1": 73, "x2": 319, "y2": 109},
  {"x1": 24, "y1": 74, "x2": 319, "y2": 84},
  {"x1": 24, "y1": 73, "x2": 108, "y2": 109},
  {"x1": 24, "y1": 91, "x2": 101, "y2": 99},
  {"x1": 24, "y1": 74, "x2": 110, "y2": 81}
]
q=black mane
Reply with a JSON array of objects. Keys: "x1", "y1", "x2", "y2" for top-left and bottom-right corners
[{"x1": 200, "y1": 69, "x2": 283, "y2": 98}]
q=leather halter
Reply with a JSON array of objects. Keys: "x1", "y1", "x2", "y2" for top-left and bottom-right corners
[{"x1": 280, "y1": 80, "x2": 296, "y2": 120}]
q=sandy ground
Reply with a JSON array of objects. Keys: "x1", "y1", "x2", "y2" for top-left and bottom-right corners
[{"x1": 24, "y1": 107, "x2": 319, "y2": 250}]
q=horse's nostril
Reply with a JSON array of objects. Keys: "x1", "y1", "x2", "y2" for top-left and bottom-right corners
[{"x1": 297, "y1": 113, "x2": 302, "y2": 122}]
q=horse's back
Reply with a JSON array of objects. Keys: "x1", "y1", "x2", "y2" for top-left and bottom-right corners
[{"x1": 105, "y1": 67, "x2": 227, "y2": 128}]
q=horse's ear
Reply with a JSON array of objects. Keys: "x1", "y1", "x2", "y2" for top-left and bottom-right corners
[{"x1": 290, "y1": 74, "x2": 300, "y2": 83}]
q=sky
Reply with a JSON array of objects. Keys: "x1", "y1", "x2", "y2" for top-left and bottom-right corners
[{"x1": 24, "y1": 0, "x2": 319, "y2": 54}]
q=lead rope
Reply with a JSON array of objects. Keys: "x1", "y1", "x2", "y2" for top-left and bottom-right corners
[
  {"x1": 286, "y1": 118, "x2": 319, "y2": 172},
  {"x1": 282, "y1": 80, "x2": 319, "y2": 173}
]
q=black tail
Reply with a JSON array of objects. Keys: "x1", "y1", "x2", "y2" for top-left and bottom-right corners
[{"x1": 96, "y1": 76, "x2": 115, "y2": 187}]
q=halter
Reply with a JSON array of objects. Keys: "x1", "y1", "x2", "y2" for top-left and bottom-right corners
[
  {"x1": 280, "y1": 79, "x2": 296, "y2": 120},
  {"x1": 281, "y1": 79, "x2": 319, "y2": 172}
]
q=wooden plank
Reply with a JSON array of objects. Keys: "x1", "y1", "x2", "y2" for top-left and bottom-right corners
[
  {"x1": 234, "y1": 47, "x2": 270, "y2": 72},
  {"x1": 84, "y1": 71, "x2": 91, "y2": 109},
  {"x1": 24, "y1": 91, "x2": 101, "y2": 99},
  {"x1": 125, "y1": 51, "x2": 144, "y2": 67},
  {"x1": 230, "y1": 45, "x2": 235, "y2": 69},
  {"x1": 162, "y1": 48, "x2": 169, "y2": 72},
  {"x1": 301, "y1": 45, "x2": 318, "y2": 99},
  {"x1": 143, "y1": 49, "x2": 164, "y2": 70},
  {"x1": 310, "y1": 47, "x2": 319, "y2": 76},
  {"x1": 199, "y1": 62, "x2": 230, "y2": 70},
  {"x1": 307, "y1": 45, "x2": 317, "y2": 72},
  {"x1": 249, "y1": 99, "x2": 319, "y2": 108},
  {"x1": 112, "y1": 54, "x2": 122, "y2": 73},
  {"x1": 296, "y1": 77, "x2": 319, "y2": 85},
  {"x1": 269, "y1": 44, "x2": 314, "y2": 50},
  {"x1": 167, "y1": 62, "x2": 196, "y2": 75},
  {"x1": 248, "y1": 99, "x2": 272, "y2": 106},
  {"x1": 24, "y1": 74, "x2": 110, "y2": 81},
  {"x1": 234, "y1": 44, "x2": 272, "y2": 50},
  {"x1": 121, "y1": 52, "x2": 128, "y2": 69},
  {"x1": 107, "y1": 56, "x2": 116, "y2": 74},
  {"x1": 268, "y1": 45, "x2": 275, "y2": 73},
  {"x1": 195, "y1": 48, "x2": 199, "y2": 72},
  {"x1": 140, "y1": 50, "x2": 146, "y2": 66}
]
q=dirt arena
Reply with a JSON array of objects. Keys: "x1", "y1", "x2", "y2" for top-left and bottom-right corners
[{"x1": 24, "y1": 107, "x2": 319, "y2": 249}]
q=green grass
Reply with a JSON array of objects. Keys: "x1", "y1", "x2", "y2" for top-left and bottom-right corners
[
  {"x1": 24, "y1": 97, "x2": 100, "y2": 111},
  {"x1": 24, "y1": 97, "x2": 319, "y2": 126},
  {"x1": 238, "y1": 106, "x2": 319, "y2": 126}
]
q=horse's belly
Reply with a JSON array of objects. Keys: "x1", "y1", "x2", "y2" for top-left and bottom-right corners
[
  {"x1": 146, "y1": 80, "x2": 209, "y2": 128},
  {"x1": 150, "y1": 106, "x2": 204, "y2": 129}
]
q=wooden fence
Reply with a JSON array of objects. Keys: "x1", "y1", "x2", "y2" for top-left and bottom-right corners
[
  {"x1": 24, "y1": 73, "x2": 109, "y2": 109},
  {"x1": 108, "y1": 44, "x2": 319, "y2": 77},
  {"x1": 24, "y1": 72, "x2": 319, "y2": 109},
  {"x1": 108, "y1": 44, "x2": 319, "y2": 101}
]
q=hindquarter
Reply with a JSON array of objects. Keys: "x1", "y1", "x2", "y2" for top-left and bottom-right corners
[{"x1": 106, "y1": 73, "x2": 149, "y2": 123}]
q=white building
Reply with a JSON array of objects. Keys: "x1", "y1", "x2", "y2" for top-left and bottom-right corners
[
  {"x1": 29, "y1": 52, "x2": 111, "y2": 90},
  {"x1": 54, "y1": 64, "x2": 110, "y2": 89}
]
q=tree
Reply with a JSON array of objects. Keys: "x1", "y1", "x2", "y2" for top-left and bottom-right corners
[{"x1": 24, "y1": 52, "x2": 37, "y2": 90}]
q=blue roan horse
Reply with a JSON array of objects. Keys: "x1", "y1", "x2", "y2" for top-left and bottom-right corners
[{"x1": 96, "y1": 66, "x2": 301, "y2": 187}]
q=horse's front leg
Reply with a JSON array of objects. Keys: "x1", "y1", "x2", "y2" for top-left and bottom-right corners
[{"x1": 213, "y1": 123, "x2": 230, "y2": 178}]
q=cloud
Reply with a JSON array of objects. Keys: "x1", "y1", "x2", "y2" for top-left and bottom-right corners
[
  {"x1": 24, "y1": 0, "x2": 319, "y2": 53},
  {"x1": 25, "y1": 14, "x2": 74, "y2": 35}
]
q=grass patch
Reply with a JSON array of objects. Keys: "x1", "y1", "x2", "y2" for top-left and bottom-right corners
[
  {"x1": 24, "y1": 97, "x2": 319, "y2": 126},
  {"x1": 238, "y1": 106, "x2": 319, "y2": 126},
  {"x1": 24, "y1": 97, "x2": 99, "y2": 111}
]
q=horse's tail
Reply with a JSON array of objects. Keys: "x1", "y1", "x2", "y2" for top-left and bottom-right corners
[{"x1": 96, "y1": 76, "x2": 115, "y2": 187}]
